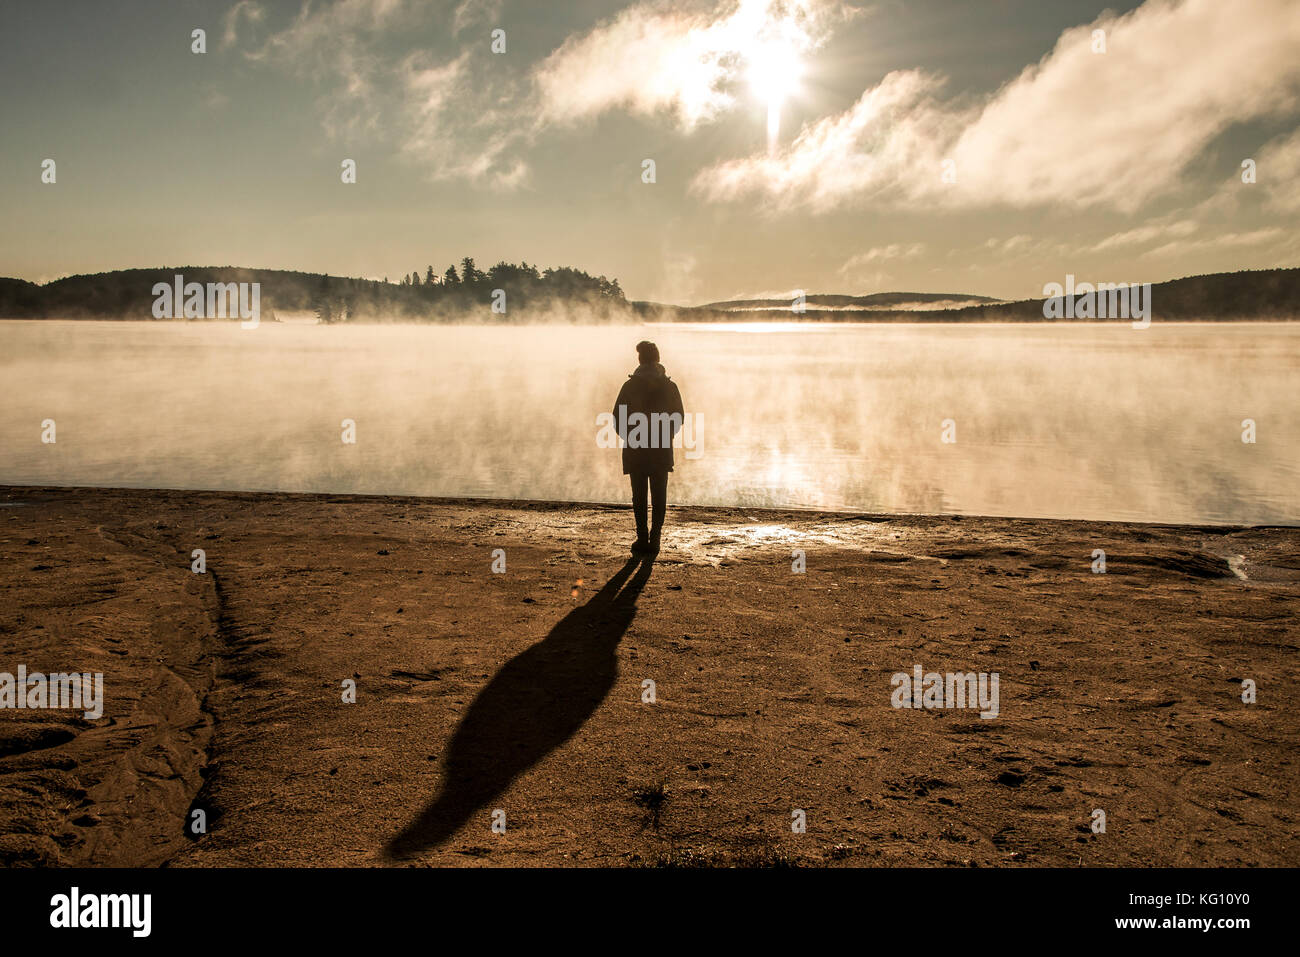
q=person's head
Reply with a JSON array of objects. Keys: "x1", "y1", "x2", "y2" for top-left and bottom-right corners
[{"x1": 636, "y1": 340, "x2": 660, "y2": 365}]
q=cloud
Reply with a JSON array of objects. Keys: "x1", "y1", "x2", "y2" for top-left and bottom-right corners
[
  {"x1": 222, "y1": 0, "x2": 265, "y2": 49},
  {"x1": 1086, "y1": 220, "x2": 1198, "y2": 253},
  {"x1": 693, "y1": 68, "x2": 960, "y2": 210},
  {"x1": 203, "y1": 88, "x2": 232, "y2": 111},
  {"x1": 237, "y1": 0, "x2": 856, "y2": 186},
  {"x1": 232, "y1": 0, "x2": 529, "y2": 185},
  {"x1": 836, "y1": 243, "x2": 927, "y2": 292},
  {"x1": 839, "y1": 242, "x2": 926, "y2": 271},
  {"x1": 534, "y1": 0, "x2": 853, "y2": 130},
  {"x1": 982, "y1": 234, "x2": 1035, "y2": 255},
  {"x1": 237, "y1": 0, "x2": 433, "y2": 141},
  {"x1": 1254, "y1": 127, "x2": 1300, "y2": 214},
  {"x1": 1144, "y1": 226, "x2": 1286, "y2": 259},
  {"x1": 1039, "y1": 217, "x2": 1288, "y2": 266},
  {"x1": 398, "y1": 50, "x2": 531, "y2": 187},
  {"x1": 693, "y1": 0, "x2": 1300, "y2": 212},
  {"x1": 452, "y1": 0, "x2": 503, "y2": 36}
]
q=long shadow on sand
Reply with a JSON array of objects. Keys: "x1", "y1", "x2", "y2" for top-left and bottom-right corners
[{"x1": 384, "y1": 555, "x2": 654, "y2": 859}]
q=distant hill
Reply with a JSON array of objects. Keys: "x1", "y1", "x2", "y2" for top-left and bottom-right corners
[
  {"x1": 642, "y1": 268, "x2": 1300, "y2": 323},
  {"x1": 2, "y1": 265, "x2": 1297, "y2": 322},
  {"x1": 698, "y1": 292, "x2": 1003, "y2": 311},
  {"x1": 0, "y1": 262, "x2": 628, "y2": 321}
]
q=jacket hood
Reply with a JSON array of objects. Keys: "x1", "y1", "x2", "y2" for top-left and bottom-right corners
[{"x1": 631, "y1": 361, "x2": 668, "y2": 379}]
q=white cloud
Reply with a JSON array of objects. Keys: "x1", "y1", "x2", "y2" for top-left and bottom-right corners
[
  {"x1": 1064, "y1": 218, "x2": 1283, "y2": 260},
  {"x1": 1086, "y1": 220, "x2": 1198, "y2": 253},
  {"x1": 231, "y1": 0, "x2": 855, "y2": 186},
  {"x1": 836, "y1": 243, "x2": 928, "y2": 292},
  {"x1": 984, "y1": 234, "x2": 1033, "y2": 251},
  {"x1": 1144, "y1": 226, "x2": 1286, "y2": 258},
  {"x1": 398, "y1": 53, "x2": 480, "y2": 177},
  {"x1": 840, "y1": 243, "x2": 926, "y2": 271},
  {"x1": 236, "y1": 0, "x2": 530, "y2": 185},
  {"x1": 240, "y1": 0, "x2": 430, "y2": 141},
  {"x1": 693, "y1": 0, "x2": 1300, "y2": 212},
  {"x1": 693, "y1": 68, "x2": 959, "y2": 210},
  {"x1": 398, "y1": 51, "x2": 531, "y2": 187},
  {"x1": 534, "y1": 0, "x2": 853, "y2": 130}
]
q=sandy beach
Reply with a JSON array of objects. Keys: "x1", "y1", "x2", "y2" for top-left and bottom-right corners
[{"x1": 1, "y1": 484, "x2": 1297, "y2": 867}]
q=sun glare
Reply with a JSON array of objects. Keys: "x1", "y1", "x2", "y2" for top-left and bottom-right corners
[
  {"x1": 746, "y1": 42, "x2": 803, "y2": 107},
  {"x1": 745, "y1": 40, "x2": 803, "y2": 151}
]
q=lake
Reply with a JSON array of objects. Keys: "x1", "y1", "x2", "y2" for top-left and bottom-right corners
[{"x1": 2, "y1": 319, "x2": 1297, "y2": 525}]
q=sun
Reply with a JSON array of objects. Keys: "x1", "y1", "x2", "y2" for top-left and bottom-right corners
[
  {"x1": 746, "y1": 41, "x2": 803, "y2": 107},
  {"x1": 745, "y1": 40, "x2": 804, "y2": 150}
]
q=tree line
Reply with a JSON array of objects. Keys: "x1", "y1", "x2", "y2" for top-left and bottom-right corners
[{"x1": 0, "y1": 260, "x2": 630, "y2": 322}]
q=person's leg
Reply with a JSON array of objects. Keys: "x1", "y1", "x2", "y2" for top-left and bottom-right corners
[
  {"x1": 648, "y1": 470, "x2": 668, "y2": 550},
  {"x1": 629, "y1": 471, "x2": 650, "y2": 550}
]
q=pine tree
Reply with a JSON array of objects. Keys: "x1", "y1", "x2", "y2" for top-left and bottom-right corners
[{"x1": 460, "y1": 257, "x2": 478, "y2": 285}]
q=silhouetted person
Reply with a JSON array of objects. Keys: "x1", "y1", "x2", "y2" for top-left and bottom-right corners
[{"x1": 613, "y1": 340, "x2": 685, "y2": 555}]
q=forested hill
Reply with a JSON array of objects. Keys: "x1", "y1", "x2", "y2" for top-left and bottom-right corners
[
  {"x1": 0, "y1": 260, "x2": 627, "y2": 321},
  {"x1": 927, "y1": 267, "x2": 1300, "y2": 322},
  {"x1": 652, "y1": 268, "x2": 1300, "y2": 322},
  {"x1": 2, "y1": 265, "x2": 1298, "y2": 322}
]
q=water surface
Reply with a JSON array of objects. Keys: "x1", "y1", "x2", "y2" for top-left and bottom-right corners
[{"x1": 2, "y1": 319, "x2": 1296, "y2": 524}]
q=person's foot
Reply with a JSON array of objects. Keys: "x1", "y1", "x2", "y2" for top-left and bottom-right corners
[
  {"x1": 631, "y1": 536, "x2": 651, "y2": 555},
  {"x1": 648, "y1": 530, "x2": 662, "y2": 554}
]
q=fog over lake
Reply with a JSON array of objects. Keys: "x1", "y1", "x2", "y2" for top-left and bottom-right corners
[{"x1": 3, "y1": 319, "x2": 1297, "y2": 525}]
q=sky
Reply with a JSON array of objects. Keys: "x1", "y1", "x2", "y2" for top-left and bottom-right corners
[{"x1": 1, "y1": 0, "x2": 1298, "y2": 304}]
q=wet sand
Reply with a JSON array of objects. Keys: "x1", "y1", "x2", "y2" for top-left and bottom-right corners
[{"x1": 1, "y1": 485, "x2": 1297, "y2": 867}]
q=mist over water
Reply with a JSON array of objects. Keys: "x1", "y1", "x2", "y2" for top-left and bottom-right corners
[{"x1": 2, "y1": 319, "x2": 1297, "y2": 525}]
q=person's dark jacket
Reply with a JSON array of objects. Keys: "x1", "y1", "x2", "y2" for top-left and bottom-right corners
[{"x1": 613, "y1": 362, "x2": 685, "y2": 475}]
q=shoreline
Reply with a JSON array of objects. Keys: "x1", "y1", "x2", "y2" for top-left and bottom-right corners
[
  {"x1": 6, "y1": 316, "x2": 1300, "y2": 325},
  {"x1": 2, "y1": 484, "x2": 1297, "y2": 866},
  {"x1": 2, "y1": 482, "x2": 1290, "y2": 532}
]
